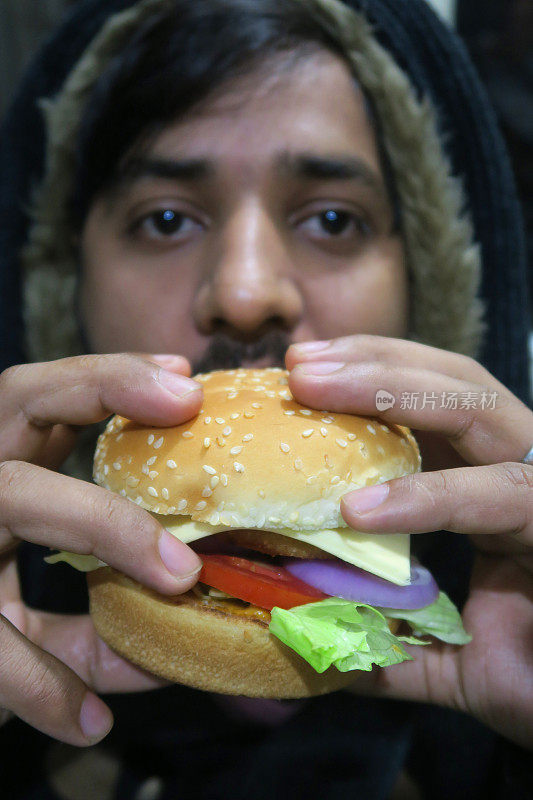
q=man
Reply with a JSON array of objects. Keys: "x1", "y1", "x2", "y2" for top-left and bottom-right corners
[{"x1": 0, "y1": 0, "x2": 531, "y2": 797}]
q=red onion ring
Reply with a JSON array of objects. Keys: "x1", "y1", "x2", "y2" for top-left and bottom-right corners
[{"x1": 282, "y1": 558, "x2": 439, "y2": 609}]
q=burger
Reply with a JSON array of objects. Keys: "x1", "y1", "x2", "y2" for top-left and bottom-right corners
[{"x1": 47, "y1": 368, "x2": 470, "y2": 698}]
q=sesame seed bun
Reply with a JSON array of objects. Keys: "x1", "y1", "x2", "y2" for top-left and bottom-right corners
[
  {"x1": 93, "y1": 367, "x2": 420, "y2": 530},
  {"x1": 89, "y1": 367, "x2": 419, "y2": 698}
]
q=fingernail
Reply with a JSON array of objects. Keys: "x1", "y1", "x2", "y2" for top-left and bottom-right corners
[
  {"x1": 151, "y1": 354, "x2": 185, "y2": 366},
  {"x1": 80, "y1": 693, "x2": 113, "y2": 743},
  {"x1": 158, "y1": 529, "x2": 202, "y2": 578},
  {"x1": 158, "y1": 369, "x2": 201, "y2": 398},
  {"x1": 344, "y1": 483, "x2": 389, "y2": 513},
  {"x1": 297, "y1": 361, "x2": 344, "y2": 375},
  {"x1": 293, "y1": 340, "x2": 331, "y2": 352}
]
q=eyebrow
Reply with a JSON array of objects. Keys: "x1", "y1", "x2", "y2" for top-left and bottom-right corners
[{"x1": 112, "y1": 151, "x2": 386, "y2": 200}]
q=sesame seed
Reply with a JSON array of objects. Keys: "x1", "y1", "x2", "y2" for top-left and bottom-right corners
[
  {"x1": 242, "y1": 433, "x2": 253, "y2": 442},
  {"x1": 299, "y1": 409, "x2": 312, "y2": 415},
  {"x1": 135, "y1": 496, "x2": 143, "y2": 505},
  {"x1": 265, "y1": 390, "x2": 276, "y2": 398},
  {"x1": 216, "y1": 437, "x2": 226, "y2": 447},
  {"x1": 148, "y1": 487, "x2": 158, "y2": 498},
  {"x1": 380, "y1": 425, "x2": 390, "y2": 433},
  {"x1": 306, "y1": 476, "x2": 317, "y2": 484},
  {"x1": 294, "y1": 458, "x2": 303, "y2": 470},
  {"x1": 268, "y1": 516, "x2": 281, "y2": 525},
  {"x1": 227, "y1": 393, "x2": 237, "y2": 399},
  {"x1": 223, "y1": 426, "x2": 232, "y2": 436},
  {"x1": 116, "y1": 433, "x2": 123, "y2": 442},
  {"x1": 146, "y1": 456, "x2": 157, "y2": 466},
  {"x1": 280, "y1": 442, "x2": 290, "y2": 453},
  {"x1": 401, "y1": 439, "x2": 408, "y2": 447},
  {"x1": 204, "y1": 417, "x2": 212, "y2": 424},
  {"x1": 302, "y1": 429, "x2": 314, "y2": 438},
  {"x1": 251, "y1": 402, "x2": 261, "y2": 409},
  {"x1": 347, "y1": 433, "x2": 357, "y2": 440},
  {"x1": 230, "y1": 413, "x2": 240, "y2": 419},
  {"x1": 147, "y1": 434, "x2": 155, "y2": 445},
  {"x1": 195, "y1": 501, "x2": 207, "y2": 510},
  {"x1": 103, "y1": 464, "x2": 109, "y2": 476},
  {"x1": 366, "y1": 424, "x2": 376, "y2": 435},
  {"x1": 127, "y1": 476, "x2": 140, "y2": 487},
  {"x1": 321, "y1": 418, "x2": 333, "y2": 424},
  {"x1": 331, "y1": 475, "x2": 341, "y2": 485},
  {"x1": 168, "y1": 506, "x2": 176, "y2": 514},
  {"x1": 202, "y1": 486, "x2": 213, "y2": 497},
  {"x1": 289, "y1": 511, "x2": 299, "y2": 522},
  {"x1": 215, "y1": 417, "x2": 225, "y2": 424},
  {"x1": 234, "y1": 462, "x2": 244, "y2": 473},
  {"x1": 209, "y1": 512, "x2": 220, "y2": 525},
  {"x1": 119, "y1": 489, "x2": 126, "y2": 497},
  {"x1": 203, "y1": 465, "x2": 216, "y2": 475},
  {"x1": 217, "y1": 501, "x2": 226, "y2": 511},
  {"x1": 244, "y1": 411, "x2": 254, "y2": 418},
  {"x1": 210, "y1": 476, "x2": 220, "y2": 488},
  {"x1": 230, "y1": 446, "x2": 243, "y2": 455},
  {"x1": 203, "y1": 438, "x2": 211, "y2": 448},
  {"x1": 177, "y1": 499, "x2": 187, "y2": 511},
  {"x1": 148, "y1": 470, "x2": 158, "y2": 479},
  {"x1": 258, "y1": 489, "x2": 266, "y2": 498},
  {"x1": 336, "y1": 438, "x2": 348, "y2": 448},
  {"x1": 166, "y1": 460, "x2": 177, "y2": 469},
  {"x1": 221, "y1": 474, "x2": 228, "y2": 486},
  {"x1": 278, "y1": 376, "x2": 288, "y2": 385},
  {"x1": 284, "y1": 410, "x2": 295, "y2": 416},
  {"x1": 377, "y1": 445, "x2": 385, "y2": 455},
  {"x1": 142, "y1": 465, "x2": 149, "y2": 475},
  {"x1": 154, "y1": 436, "x2": 164, "y2": 449},
  {"x1": 162, "y1": 488, "x2": 169, "y2": 500},
  {"x1": 182, "y1": 431, "x2": 193, "y2": 439},
  {"x1": 113, "y1": 462, "x2": 121, "y2": 470},
  {"x1": 320, "y1": 427, "x2": 328, "y2": 437}
]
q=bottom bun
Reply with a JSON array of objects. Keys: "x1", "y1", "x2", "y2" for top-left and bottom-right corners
[{"x1": 88, "y1": 567, "x2": 396, "y2": 698}]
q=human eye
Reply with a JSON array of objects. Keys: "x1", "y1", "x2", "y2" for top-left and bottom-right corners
[
  {"x1": 297, "y1": 207, "x2": 371, "y2": 242},
  {"x1": 130, "y1": 208, "x2": 205, "y2": 243}
]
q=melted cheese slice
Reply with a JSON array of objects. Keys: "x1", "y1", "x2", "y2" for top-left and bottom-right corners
[{"x1": 156, "y1": 515, "x2": 411, "y2": 586}]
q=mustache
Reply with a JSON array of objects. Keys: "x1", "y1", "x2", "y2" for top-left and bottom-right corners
[{"x1": 192, "y1": 329, "x2": 290, "y2": 375}]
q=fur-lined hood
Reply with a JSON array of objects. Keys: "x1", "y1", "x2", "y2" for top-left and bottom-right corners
[{"x1": 22, "y1": 0, "x2": 485, "y2": 368}]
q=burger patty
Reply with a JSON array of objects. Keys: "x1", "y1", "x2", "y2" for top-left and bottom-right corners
[{"x1": 225, "y1": 529, "x2": 334, "y2": 559}]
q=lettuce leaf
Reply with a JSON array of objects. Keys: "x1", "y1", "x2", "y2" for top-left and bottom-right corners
[
  {"x1": 379, "y1": 592, "x2": 472, "y2": 645},
  {"x1": 44, "y1": 551, "x2": 106, "y2": 572},
  {"x1": 269, "y1": 592, "x2": 470, "y2": 674},
  {"x1": 269, "y1": 598, "x2": 417, "y2": 673}
]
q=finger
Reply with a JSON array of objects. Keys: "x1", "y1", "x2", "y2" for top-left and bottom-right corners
[
  {"x1": 286, "y1": 335, "x2": 494, "y2": 384},
  {"x1": 340, "y1": 462, "x2": 533, "y2": 546},
  {"x1": 24, "y1": 609, "x2": 170, "y2": 694},
  {"x1": 0, "y1": 613, "x2": 113, "y2": 746},
  {"x1": 0, "y1": 461, "x2": 202, "y2": 594},
  {"x1": 0, "y1": 354, "x2": 203, "y2": 462},
  {"x1": 289, "y1": 361, "x2": 533, "y2": 466}
]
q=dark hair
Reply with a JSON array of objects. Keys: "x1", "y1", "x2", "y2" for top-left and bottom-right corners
[{"x1": 71, "y1": 0, "x2": 399, "y2": 230}]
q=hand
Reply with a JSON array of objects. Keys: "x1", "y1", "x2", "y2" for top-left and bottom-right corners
[
  {"x1": 0, "y1": 353, "x2": 203, "y2": 746},
  {"x1": 286, "y1": 335, "x2": 533, "y2": 750}
]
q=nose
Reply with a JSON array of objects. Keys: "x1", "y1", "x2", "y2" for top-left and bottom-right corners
[{"x1": 193, "y1": 202, "x2": 303, "y2": 337}]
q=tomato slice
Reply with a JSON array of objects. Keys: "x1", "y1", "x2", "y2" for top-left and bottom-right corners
[{"x1": 199, "y1": 554, "x2": 329, "y2": 610}]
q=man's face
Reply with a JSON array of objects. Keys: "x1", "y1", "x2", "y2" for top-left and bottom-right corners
[{"x1": 80, "y1": 51, "x2": 408, "y2": 373}]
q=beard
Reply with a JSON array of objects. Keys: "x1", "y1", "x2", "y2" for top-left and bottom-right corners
[{"x1": 191, "y1": 328, "x2": 290, "y2": 375}]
